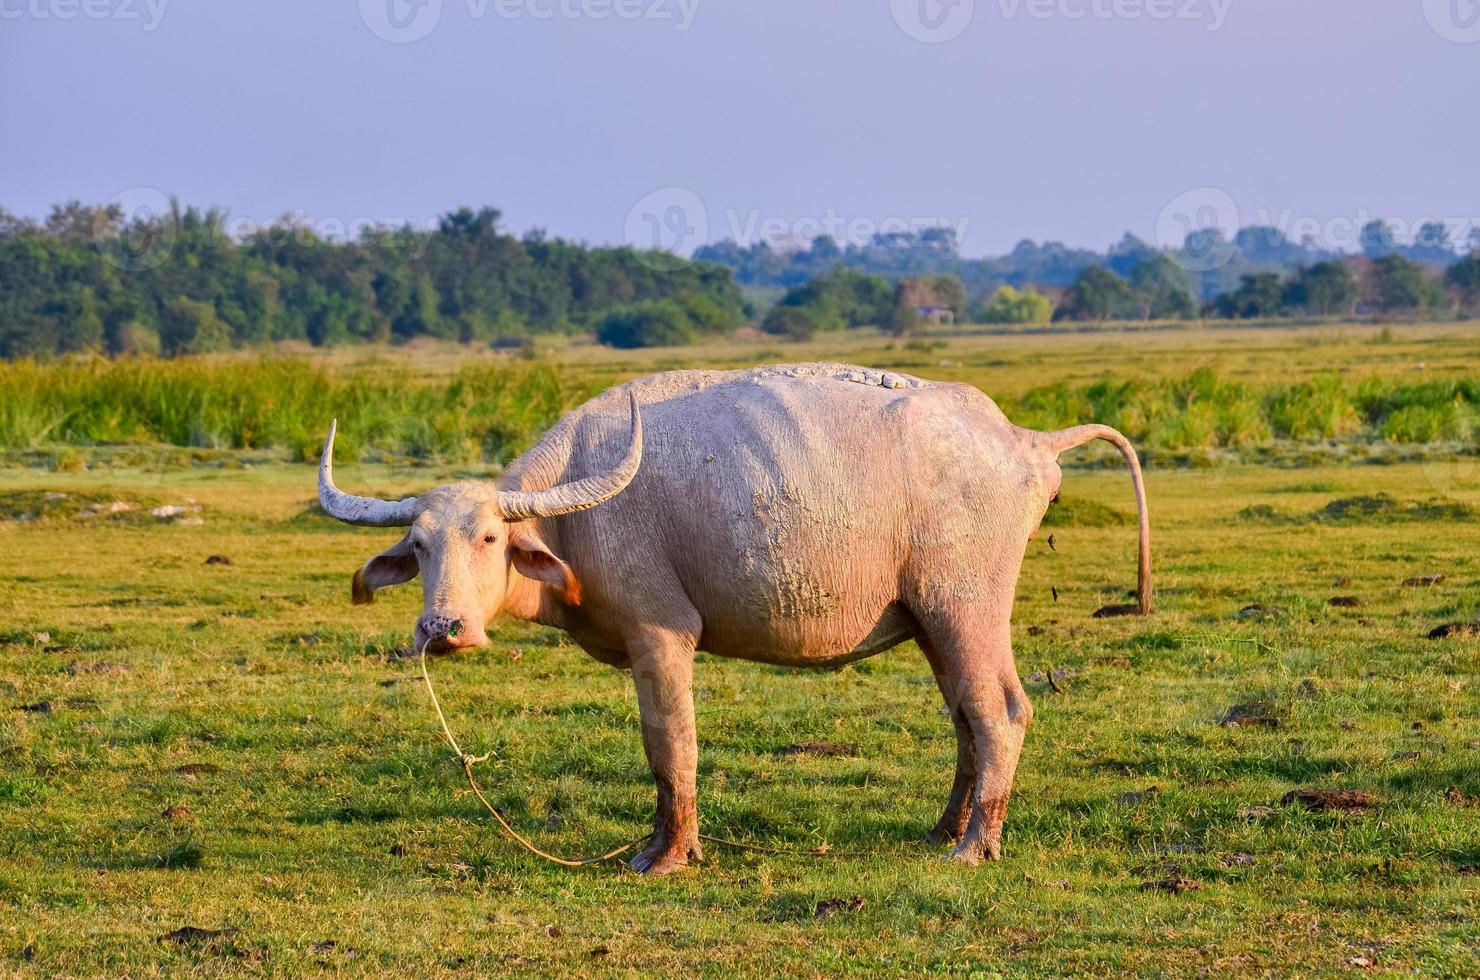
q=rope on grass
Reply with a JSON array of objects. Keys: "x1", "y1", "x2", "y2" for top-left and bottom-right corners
[
  {"x1": 417, "y1": 644, "x2": 852, "y2": 866},
  {"x1": 419, "y1": 643, "x2": 644, "y2": 866}
]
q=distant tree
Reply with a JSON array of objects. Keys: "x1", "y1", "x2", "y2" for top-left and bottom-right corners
[
  {"x1": 1177, "y1": 228, "x2": 1234, "y2": 275},
  {"x1": 159, "y1": 297, "x2": 231, "y2": 355},
  {"x1": 1210, "y1": 273, "x2": 1287, "y2": 318},
  {"x1": 1369, "y1": 254, "x2": 1445, "y2": 315},
  {"x1": 1360, "y1": 220, "x2": 1398, "y2": 259},
  {"x1": 762, "y1": 304, "x2": 829, "y2": 341},
  {"x1": 975, "y1": 284, "x2": 1053, "y2": 325},
  {"x1": 595, "y1": 299, "x2": 698, "y2": 348},
  {"x1": 916, "y1": 226, "x2": 959, "y2": 255},
  {"x1": 1285, "y1": 261, "x2": 1357, "y2": 316},
  {"x1": 1446, "y1": 252, "x2": 1480, "y2": 314},
  {"x1": 674, "y1": 291, "x2": 741, "y2": 335},
  {"x1": 808, "y1": 235, "x2": 842, "y2": 263},
  {"x1": 1233, "y1": 226, "x2": 1315, "y2": 267},
  {"x1": 760, "y1": 266, "x2": 888, "y2": 340},
  {"x1": 781, "y1": 267, "x2": 893, "y2": 329},
  {"x1": 1407, "y1": 221, "x2": 1456, "y2": 265},
  {"x1": 1055, "y1": 266, "x2": 1135, "y2": 322},
  {"x1": 1105, "y1": 233, "x2": 1159, "y2": 279},
  {"x1": 1129, "y1": 255, "x2": 1197, "y2": 319},
  {"x1": 845, "y1": 273, "x2": 895, "y2": 327},
  {"x1": 103, "y1": 294, "x2": 153, "y2": 354},
  {"x1": 0, "y1": 207, "x2": 39, "y2": 237},
  {"x1": 44, "y1": 200, "x2": 124, "y2": 246},
  {"x1": 396, "y1": 273, "x2": 446, "y2": 340},
  {"x1": 45, "y1": 285, "x2": 104, "y2": 352},
  {"x1": 438, "y1": 206, "x2": 501, "y2": 240}
]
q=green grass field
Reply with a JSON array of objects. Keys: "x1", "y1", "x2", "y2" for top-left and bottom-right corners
[{"x1": 2, "y1": 324, "x2": 1478, "y2": 975}]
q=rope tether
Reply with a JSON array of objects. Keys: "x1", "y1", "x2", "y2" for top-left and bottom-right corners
[{"x1": 417, "y1": 644, "x2": 857, "y2": 866}]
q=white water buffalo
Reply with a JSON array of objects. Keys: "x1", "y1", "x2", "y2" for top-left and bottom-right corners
[{"x1": 318, "y1": 362, "x2": 1151, "y2": 873}]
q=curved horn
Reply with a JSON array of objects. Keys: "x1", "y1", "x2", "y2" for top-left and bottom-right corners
[
  {"x1": 317, "y1": 419, "x2": 420, "y2": 527},
  {"x1": 497, "y1": 391, "x2": 643, "y2": 521}
]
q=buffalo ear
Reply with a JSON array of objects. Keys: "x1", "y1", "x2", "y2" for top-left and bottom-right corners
[
  {"x1": 351, "y1": 536, "x2": 419, "y2": 605},
  {"x1": 509, "y1": 528, "x2": 581, "y2": 605}
]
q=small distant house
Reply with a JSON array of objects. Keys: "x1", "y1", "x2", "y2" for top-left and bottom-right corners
[
  {"x1": 913, "y1": 304, "x2": 955, "y2": 325},
  {"x1": 897, "y1": 278, "x2": 958, "y2": 326}
]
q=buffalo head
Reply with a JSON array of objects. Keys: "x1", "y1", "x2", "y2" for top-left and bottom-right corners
[{"x1": 316, "y1": 394, "x2": 641, "y2": 653}]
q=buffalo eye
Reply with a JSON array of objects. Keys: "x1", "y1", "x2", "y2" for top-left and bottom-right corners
[{"x1": 483, "y1": 533, "x2": 497, "y2": 545}]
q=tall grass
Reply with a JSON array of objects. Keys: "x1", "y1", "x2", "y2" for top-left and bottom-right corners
[
  {"x1": 0, "y1": 357, "x2": 607, "y2": 463},
  {"x1": 1004, "y1": 366, "x2": 1476, "y2": 449},
  {"x1": 1, "y1": 357, "x2": 1475, "y2": 459}
]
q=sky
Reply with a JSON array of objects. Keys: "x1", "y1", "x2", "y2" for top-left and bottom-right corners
[{"x1": 2, "y1": 0, "x2": 1476, "y2": 257}]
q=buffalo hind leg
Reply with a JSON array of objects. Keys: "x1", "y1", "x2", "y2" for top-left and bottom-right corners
[
  {"x1": 920, "y1": 612, "x2": 1032, "y2": 864},
  {"x1": 628, "y1": 630, "x2": 703, "y2": 875},
  {"x1": 921, "y1": 636, "x2": 974, "y2": 844}
]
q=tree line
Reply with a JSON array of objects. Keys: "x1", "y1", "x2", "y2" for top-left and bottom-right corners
[
  {"x1": 0, "y1": 201, "x2": 744, "y2": 358},
  {"x1": 4, "y1": 200, "x2": 1479, "y2": 356},
  {"x1": 753, "y1": 250, "x2": 1480, "y2": 338},
  {"x1": 697, "y1": 221, "x2": 1480, "y2": 304},
  {"x1": 1056, "y1": 251, "x2": 1480, "y2": 323}
]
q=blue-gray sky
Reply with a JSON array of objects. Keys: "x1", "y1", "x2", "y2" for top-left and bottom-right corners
[{"x1": 3, "y1": 0, "x2": 1476, "y2": 256}]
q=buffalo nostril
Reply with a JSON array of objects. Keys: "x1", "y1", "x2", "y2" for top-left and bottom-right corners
[{"x1": 446, "y1": 619, "x2": 463, "y2": 641}]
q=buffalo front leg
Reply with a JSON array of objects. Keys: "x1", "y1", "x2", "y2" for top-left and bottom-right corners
[
  {"x1": 628, "y1": 634, "x2": 702, "y2": 875},
  {"x1": 921, "y1": 637, "x2": 975, "y2": 844},
  {"x1": 922, "y1": 613, "x2": 1032, "y2": 864}
]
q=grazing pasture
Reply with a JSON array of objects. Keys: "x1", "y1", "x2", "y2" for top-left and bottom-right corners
[{"x1": 1, "y1": 323, "x2": 1477, "y2": 975}]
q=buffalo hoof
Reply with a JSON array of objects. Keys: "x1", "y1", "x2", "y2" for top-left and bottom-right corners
[
  {"x1": 629, "y1": 837, "x2": 700, "y2": 876},
  {"x1": 946, "y1": 838, "x2": 1002, "y2": 866}
]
